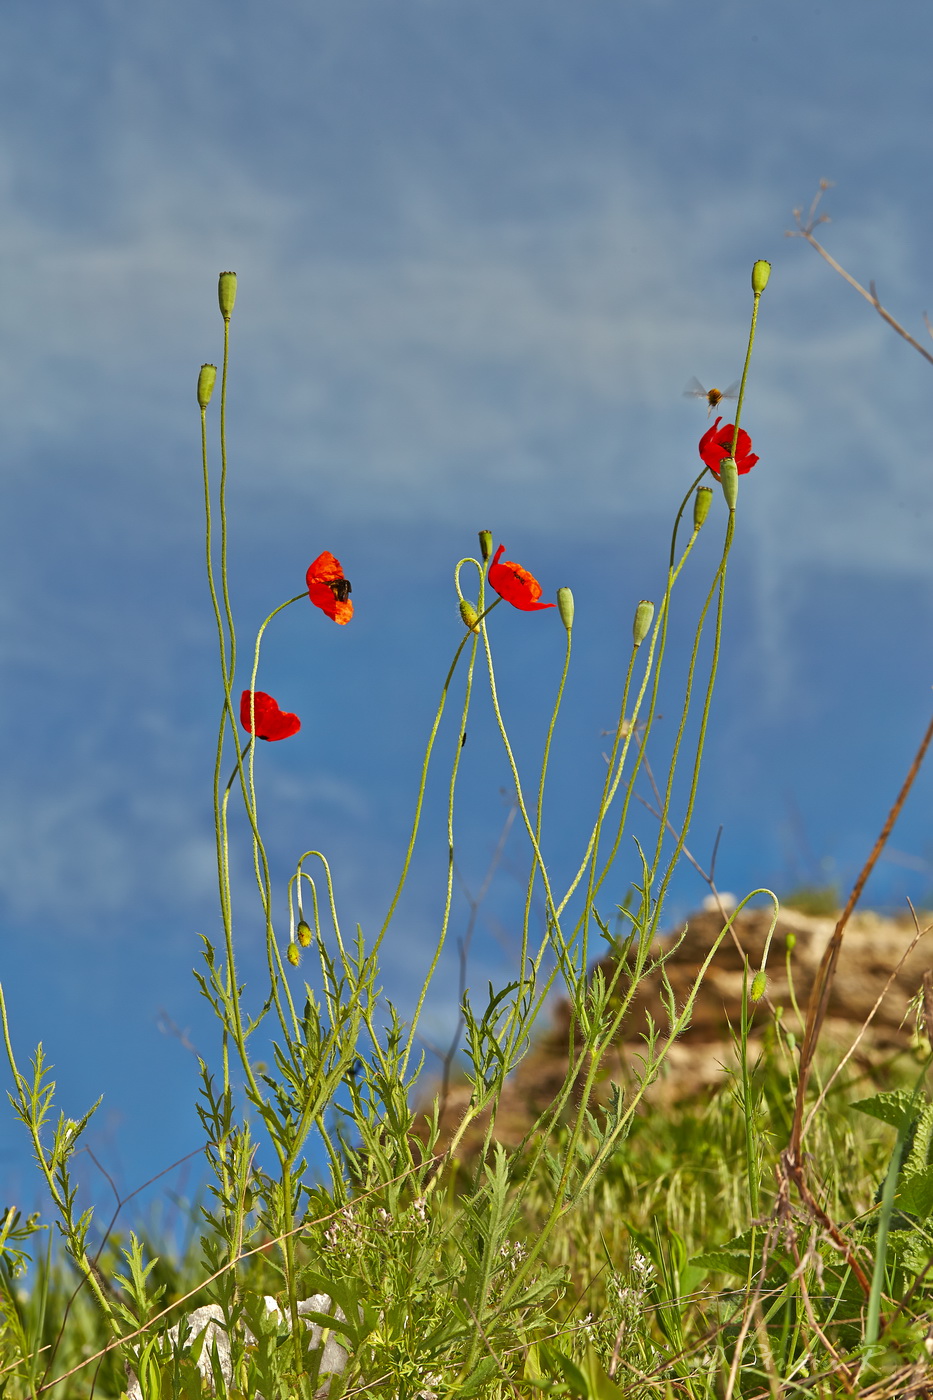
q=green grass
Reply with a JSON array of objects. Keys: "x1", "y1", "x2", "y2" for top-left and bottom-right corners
[{"x1": 2, "y1": 1029, "x2": 928, "y2": 1397}]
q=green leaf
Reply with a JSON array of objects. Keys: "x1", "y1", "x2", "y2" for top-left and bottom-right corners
[
  {"x1": 581, "y1": 1344, "x2": 627, "y2": 1399},
  {"x1": 541, "y1": 1344, "x2": 588, "y2": 1395},
  {"x1": 895, "y1": 1163, "x2": 933, "y2": 1219},
  {"x1": 850, "y1": 1090, "x2": 919, "y2": 1132},
  {"x1": 692, "y1": 1226, "x2": 794, "y2": 1279}
]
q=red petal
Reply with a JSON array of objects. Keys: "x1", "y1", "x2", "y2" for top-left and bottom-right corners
[
  {"x1": 240, "y1": 690, "x2": 301, "y2": 742},
  {"x1": 488, "y1": 544, "x2": 556, "y2": 612}
]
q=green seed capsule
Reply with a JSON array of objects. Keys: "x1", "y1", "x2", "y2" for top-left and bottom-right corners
[
  {"x1": 693, "y1": 486, "x2": 713, "y2": 530},
  {"x1": 632, "y1": 600, "x2": 655, "y2": 647},
  {"x1": 557, "y1": 587, "x2": 574, "y2": 633},
  {"x1": 478, "y1": 530, "x2": 494, "y2": 562},
  {"x1": 218, "y1": 271, "x2": 237, "y2": 321},
  {"x1": 719, "y1": 457, "x2": 739, "y2": 510},
  {"x1": 752, "y1": 259, "x2": 771, "y2": 294},
  {"x1": 197, "y1": 364, "x2": 217, "y2": 408}
]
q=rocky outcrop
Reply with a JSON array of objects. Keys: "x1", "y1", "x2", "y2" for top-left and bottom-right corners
[{"x1": 427, "y1": 905, "x2": 932, "y2": 1156}]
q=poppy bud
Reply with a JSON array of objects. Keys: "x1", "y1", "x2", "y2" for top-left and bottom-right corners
[
  {"x1": 751, "y1": 970, "x2": 767, "y2": 1002},
  {"x1": 459, "y1": 599, "x2": 480, "y2": 633},
  {"x1": 218, "y1": 271, "x2": 237, "y2": 322},
  {"x1": 693, "y1": 486, "x2": 713, "y2": 531},
  {"x1": 286, "y1": 942, "x2": 300, "y2": 967},
  {"x1": 632, "y1": 600, "x2": 655, "y2": 647},
  {"x1": 557, "y1": 587, "x2": 574, "y2": 633},
  {"x1": 785, "y1": 931, "x2": 796, "y2": 953},
  {"x1": 296, "y1": 920, "x2": 313, "y2": 947},
  {"x1": 478, "y1": 530, "x2": 494, "y2": 563},
  {"x1": 197, "y1": 364, "x2": 217, "y2": 408},
  {"x1": 752, "y1": 260, "x2": 771, "y2": 294},
  {"x1": 718, "y1": 456, "x2": 739, "y2": 510}
]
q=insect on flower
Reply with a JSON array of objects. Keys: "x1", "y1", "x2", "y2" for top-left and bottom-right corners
[
  {"x1": 684, "y1": 378, "x2": 739, "y2": 418},
  {"x1": 306, "y1": 551, "x2": 353, "y2": 624}
]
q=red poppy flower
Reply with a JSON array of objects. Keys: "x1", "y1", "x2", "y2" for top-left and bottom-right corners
[
  {"x1": 698, "y1": 417, "x2": 758, "y2": 477},
  {"x1": 306, "y1": 551, "x2": 353, "y2": 624},
  {"x1": 487, "y1": 545, "x2": 555, "y2": 612},
  {"x1": 240, "y1": 690, "x2": 301, "y2": 742}
]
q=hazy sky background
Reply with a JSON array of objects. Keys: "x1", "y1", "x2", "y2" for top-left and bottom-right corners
[{"x1": 3, "y1": 0, "x2": 933, "y2": 1215}]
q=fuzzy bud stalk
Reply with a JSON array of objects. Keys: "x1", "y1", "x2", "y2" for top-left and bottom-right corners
[{"x1": 459, "y1": 599, "x2": 480, "y2": 633}]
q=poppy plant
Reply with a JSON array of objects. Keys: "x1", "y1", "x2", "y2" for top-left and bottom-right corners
[
  {"x1": 239, "y1": 690, "x2": 301, "y2": 742},
  {"x1": 488, "y1": 544, "x2": 555, "y2": 612},
  {"x1": 698, "y1": 417, "x2": 759, "y2": 477},
  {"x1": 306, "y1": 551, "x2": 353, "y2": 624}
]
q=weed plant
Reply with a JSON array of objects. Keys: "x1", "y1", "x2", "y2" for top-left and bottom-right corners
[{"x1": 1, "y1": 226, "x2": 932, "y2": 1397}]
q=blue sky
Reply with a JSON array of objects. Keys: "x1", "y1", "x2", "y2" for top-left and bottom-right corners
[{"x1": 3, "y1": 0, "x2": 933, "y2": 1213}]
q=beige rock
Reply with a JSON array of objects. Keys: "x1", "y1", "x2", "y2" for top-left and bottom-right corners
[{"x1": 424, "y1": 906, "x2": 933, "y2": 1157}]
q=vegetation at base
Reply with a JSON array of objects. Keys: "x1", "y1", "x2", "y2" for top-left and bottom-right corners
[{"x1": 1, "y1": 1030, "x2": 930, "y2": 1397}]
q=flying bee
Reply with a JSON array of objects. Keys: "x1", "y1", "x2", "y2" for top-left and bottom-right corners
[
  {"x1": 327, "y1": 577, "x2": 352, "y2": 603},
  {"x1": 684, "y1": 378, "x2": 740, "y2": 418}
]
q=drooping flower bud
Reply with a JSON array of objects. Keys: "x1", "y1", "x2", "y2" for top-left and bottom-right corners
[
  {"x1": 632, "y1": 600, "x2": 655, "y2": 647},
  {"x1": 286, "y1": 942, "x2": 300, "y2": 967},
  {"x1": 218, "y1": 271, "x2": 237, "y2": 322},
  {"x1": 197, "y1": 364, "x2": 217, "y2": 408},
  {"x1": 752, "y1": 260, "x2": 771, "y2": 294},
  {"x1": 557, "y1": 587, "x2": 574, "y2": 633},
  {"x1": 718, "y1": 456, "x2": 739, "y2": 510},
  {"x1": 459, "y1": 599, "x2": 480, "y2": 632},
  {"x1": 478, "y1": 530, "x2": 494, "y2": 563},
  {"x1": 751, "y1": 970, "x2": 767, "y2": 1002},
  {"x1": 693, "y1": 486, "x2": 713, "y2": 531},
  {"x1": 296, "y1": 920, "x2": 313, "y2": 948}
]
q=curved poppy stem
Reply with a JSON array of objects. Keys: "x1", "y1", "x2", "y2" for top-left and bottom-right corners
[
  {"x1": 402, "y1": 565, "x2": 483, "y2": 1073},
  {"x1": 669, "y1": 467, "x2": 711, "y2": 569},
  {"x1": 240, "y1": 594, "x2": 308, "y2": 1045},
  {"x1": 201, "y1": 316, "x2": 262, "y2": 1106},
  {"x1": 730, "y1": 275, "x2": 765, "y2": 456},
  {"x1": 519, "y1": 616, "x2": 573, "y2": 979},
  {"x1": 555, "y1": 526, "x2": 700, "y2": 931},
  {"x1": 480, "y1": 619, "x2": 573, "y2": 984},
  {"x1": 643, "y1": 510, "x2": 736, "y2": 936},
  {"x1": 375, "y1": 587, "x2": 477, "y2": 955}
]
